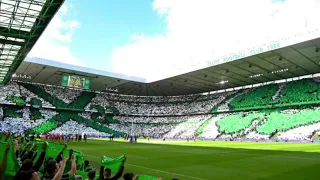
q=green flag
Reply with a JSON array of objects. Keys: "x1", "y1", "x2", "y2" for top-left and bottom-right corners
[
  {"x1": 33, "y1": 141, "x2": 66, "y2": 172},
  {"x1": 138, "y1": 175, "x2": 159, "y2": 180},
  {"x1": 32, "y1": 141, "x2": 46, "y2": 163},
  {"x1": 100, "y1": 155, "x2": 126, "y2": 173},
  {"x1": 45, "y1": 142, "x2": 66, "y2": 159},
  {"x1": 64, "y1": 161, "x2": 72, "y2": 174},
  {"x1": 0, "y1": 141, "x2": 19, "y2": 179},
  {"x1": 76, "y1": 170, "x2": 88, "y2": 179},
  {"x1": 64, "y1": 150, "x2": 84, "y2": 173},
  {"x1": 74, "y1": 150, "x2": 85, "y2": 168}
]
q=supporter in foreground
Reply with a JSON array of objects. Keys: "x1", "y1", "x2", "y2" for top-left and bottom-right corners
[
  {"x1": 43, "y1": 158, "x2": 68, "y2": 180},
  {"x1": 14, "y1": 142, "x2": 47, "y2": 180},
  {"x1": 123, "y1": 172, "x2": 138, "y2": 180},
  {"x1": 42, "y1": 155, "x2": 76, "y2": 180},
  {"x1": 19, "y1": 169, "x2": 41, "y2": 180},
  {"x1": 84, "y1": 160, "x2": 94, "y2": 172},
  {"x1": 87, "y1": 170, "x2": 95, "y2": 180}
]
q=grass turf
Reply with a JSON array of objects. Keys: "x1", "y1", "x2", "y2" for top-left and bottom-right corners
[{"x1": 67, "y1": 139, "x2": 320, "y2": 180}]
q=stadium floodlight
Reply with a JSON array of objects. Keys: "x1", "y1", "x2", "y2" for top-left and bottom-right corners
[
  {"x1": 217, "y1": 80, "x2": 228, "y2": 85},
  {"x1": 11, "y1": 73, "x2": 32, "y2": 79},
  {"x1": 249, "y1": 74, "x2": 264, "y2": 78},
  {"x1": 271, "y1": 68, "x2": 289, "y2": 74}
]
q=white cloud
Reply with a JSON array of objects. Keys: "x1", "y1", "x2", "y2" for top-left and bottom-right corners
[
  {"x1": 29, "y1": 4, "x2": 80, "y2": 66},
  {"x1": 110, "y1": 0, "x2": 320, "y2": 82},
  {"x1": 131, "y1": 34, "x2": 146, "y2": 41}
]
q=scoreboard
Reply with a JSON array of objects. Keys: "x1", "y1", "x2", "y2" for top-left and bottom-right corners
[{"x1": 61, "y1": 74, "x2": 90, "y2": 89}]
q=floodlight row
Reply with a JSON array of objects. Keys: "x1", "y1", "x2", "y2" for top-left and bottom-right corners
[{"x1": 249, "y1": 69, "x2": 289, "y2": 78}]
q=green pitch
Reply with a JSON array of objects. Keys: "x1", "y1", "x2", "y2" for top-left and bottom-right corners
[{"x1": 67, "y1": 139, "x2": 320, "y2": 180}]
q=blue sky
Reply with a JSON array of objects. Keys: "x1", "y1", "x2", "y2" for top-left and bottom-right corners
[
  {"x1": 67, "y1": 0, "x2": 166, "y2": 71},
  {"x1": 29, "y1": 0, "x2": 320, "y2": 82}
]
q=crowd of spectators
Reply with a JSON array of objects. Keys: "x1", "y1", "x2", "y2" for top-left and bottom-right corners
[
  {"x1": 86, "y1": 92, "x2": 231, "y2": 115},
  {"x1": 1, "y1": 106, "x2": 320, "y2": 141},
  {"x1": 277, "y1": 121, "x2": 320, "y2": 140},
  {"x1": 114, "y1": 116, "x2": 188, "y2": 124},
  {"x1": 3, "y1": 78, "x2": 320, "y2": 116},
  {"x1": 43, "y1": 85, "x2": 82, "y2": 104},
  {"x1": 2, "y1": 81, "x2": 233, "y2": 115},
  {"x1": 0, "y1": 81, "x2": 53, "y2": 107},
  {"x1": 164, "y1": 115, "x2": 211, "y2": 138},
  {"x1": 103, "y1": 115, "x2": 210, "y2": 138},
  {"x1": 49, "y1": 120, "x2": 109, "y2": 137},
  {"x1": 0, "y1": 79, "x2": 320, "y2": 142},
  {"x1": 0, "y1": 108, "x2": 55, "y2": 135},
  {"x1": 198, "y1": 114, "x2": 227, "y2": 139},
  {"x1": 109, "y1": 123, "x2": 175, "y2": 137}
]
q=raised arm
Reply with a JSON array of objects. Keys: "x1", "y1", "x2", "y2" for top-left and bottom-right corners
[
  {"x1": 33, "y1": 142, "x2": 47, "y2": 171},
  {"x1": 99, "y1": 165, "x2": 104, "y2": 180},
  {"x1": 68, "y1": 155, "x2": 77, "y2": 177},
  {"x1": 55, "y1": 144, "x2": 67, "y2": 163},
  {"x1": 52, "y1": 158, "x2": 67, "y2": 180},
  {"x1": 20, "y1": 143, "x2": 29, "y2": 158}
]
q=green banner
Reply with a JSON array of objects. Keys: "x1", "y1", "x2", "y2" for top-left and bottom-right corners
[
  {"x1": 0, "y1": 141, "x2": 19, "y2": 178},
  {"x1": 83, "y1": 78, "x2": 90, "y2": 89},
  {"x1": 100, "y1": 155, "x2": 126, "y2": 174},
  {"x1": 61, "y1": 74, "x2": 69, "y2": 86}
]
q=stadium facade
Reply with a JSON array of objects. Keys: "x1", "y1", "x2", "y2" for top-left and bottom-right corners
[
  {"x1": 1, "y1": 2, "x2": 320, "y2": 180},
  {"x1": 0, "y1": 0, "x2": 320, "y2": 143}
]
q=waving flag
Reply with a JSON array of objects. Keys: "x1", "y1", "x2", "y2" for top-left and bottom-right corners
[{"x1": 100, "y1": 154, "x2": 126, "y2": 173}]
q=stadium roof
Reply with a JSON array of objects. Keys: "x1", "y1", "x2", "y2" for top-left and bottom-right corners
[
  {"x1": 14, "y1": 36, "x2": 320, "y2": 96},
  {"x1": 0, "y1": 0, "x2": 65, "y2": 86}
]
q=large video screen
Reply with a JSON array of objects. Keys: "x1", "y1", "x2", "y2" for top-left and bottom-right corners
[{"x1": 61, "y1": 74, "x2": 90, "y2": 89}]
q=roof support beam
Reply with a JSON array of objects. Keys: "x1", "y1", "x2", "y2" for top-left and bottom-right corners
[
  {"x1": 2, "y1": 0, "x2": 65, "y2": 85},
  {"x1": 0, "y1": 27, "x2": 31, "y2": 39},
  {"x1": 0, "y1": 39, "x2": 24, "y2": 46}
]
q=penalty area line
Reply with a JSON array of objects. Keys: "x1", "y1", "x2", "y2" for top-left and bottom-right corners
[{"x1": 86, "y1": 155, "x2": 208, "y2": 180}]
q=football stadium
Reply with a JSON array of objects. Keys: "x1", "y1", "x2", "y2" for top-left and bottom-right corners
[{"x1": 0, "y1": 0, "x2": 320, "y2": 180}]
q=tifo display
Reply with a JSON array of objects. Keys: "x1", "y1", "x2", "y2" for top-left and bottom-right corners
[{"x1": 0, "y1": 77, "x2": 319, "y2": 141}]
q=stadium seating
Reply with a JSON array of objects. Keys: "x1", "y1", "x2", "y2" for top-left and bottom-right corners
[
  {"x1": 43, "y1": 85, "x2": 82, "y2": 103},
  {"x1": 30, "y1": 109, "x2": 42, "y2": 120},
  {"x1": 229, "y1": 84, "x2": 278, "y2": 109},
  {"x1": 0, "y1": 78, "x2": 320, "y2": 141},
  {"x1": 279, "y1": 79, "x2": 320, "y2": 103},
  {"x1": 32, "y1": 119, "x2": 58, "y2": 134},
  {"x1": 197, "y1": 115, "x2": 226, "y2": 139},
  {"x1": 217, "y1": 112, "x2": 265, "y2": 134},
  {"x1": 19, "y1": 82, "x2": 68, "y2": 108},
  {"x1": 49, "y1": 120, "x2": 109, "y2": 136},
  {"x1": 67, "y1": 91, "x2": 96, "y2": 109},
  {"x1": 257, "y1": 108, "x2": 320, "y2": 135}
]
